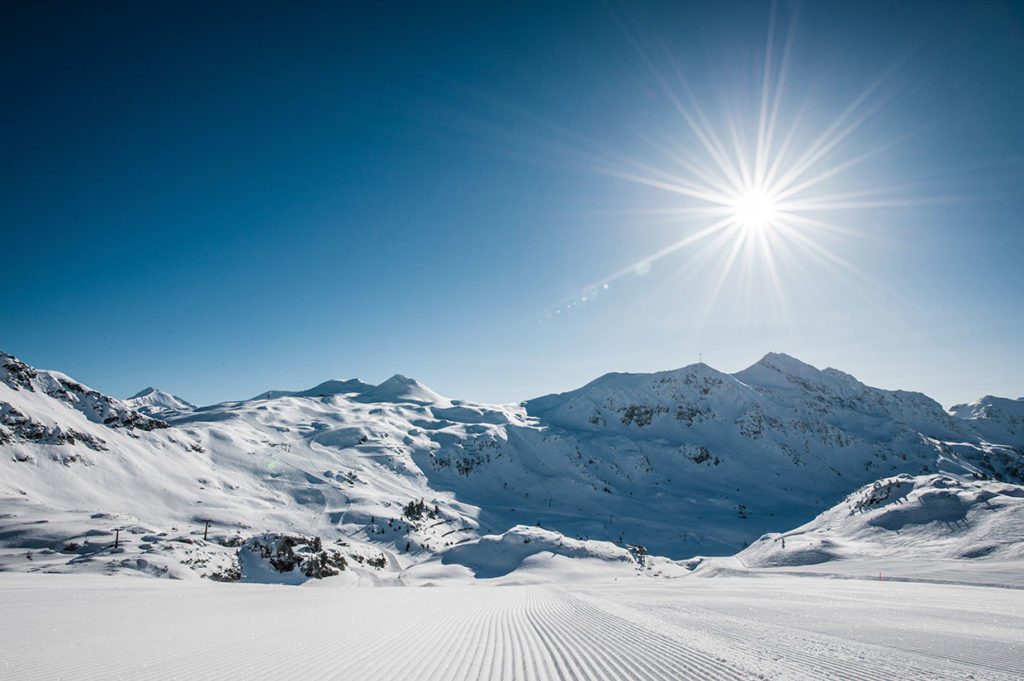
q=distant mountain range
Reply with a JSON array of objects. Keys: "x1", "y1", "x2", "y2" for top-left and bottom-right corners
[{"x1": 1, "y1": 349, "x2": 1021, "y2": 581}]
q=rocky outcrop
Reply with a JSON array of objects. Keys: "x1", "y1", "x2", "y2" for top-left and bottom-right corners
[
  {"x1": 1, "y1": 352, "x2": 166, "y2": 433},
  {"x1": 241, "y1": 533, "x2": 348, "y2": 579}
]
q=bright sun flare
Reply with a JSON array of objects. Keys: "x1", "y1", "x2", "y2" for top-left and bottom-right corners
[
  {"x1": 555, "y1": 3, "x2": 921, "y2": 321},
  {"x1": 732, "y1": 188, "x2": 780, "y2": 233}
]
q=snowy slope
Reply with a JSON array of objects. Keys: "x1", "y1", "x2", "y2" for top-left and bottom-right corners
[
  {"x1": 1, "y1": 352, "x2": 166, "y2": 441},
  {"x1": 1, "y1": 350, "x2": 1022, "y2": 583},
  {"x1": 734, "y1": 473, "x2": 1024, "y2": 571}
]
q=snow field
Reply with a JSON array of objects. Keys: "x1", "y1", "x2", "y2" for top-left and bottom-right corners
[{"x1": 2, "y1": 573, "x2": 1022, "y2": 680}]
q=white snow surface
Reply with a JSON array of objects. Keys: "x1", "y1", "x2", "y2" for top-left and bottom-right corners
[{"x1": 2, "y1": 572, "x2": 1022, "y2": 680}]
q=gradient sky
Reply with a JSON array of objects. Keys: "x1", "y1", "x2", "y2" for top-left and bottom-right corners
[{"x1": 3, "y1": 1, "x2": 1023, "y2": 408}]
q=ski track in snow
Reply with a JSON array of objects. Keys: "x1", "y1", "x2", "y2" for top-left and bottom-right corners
[{"x1": 2, "y1": 574, "x2": 1022, "y2": 680}]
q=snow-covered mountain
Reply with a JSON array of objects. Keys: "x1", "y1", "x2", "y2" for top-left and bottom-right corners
[
  {"x1": 949, "y1": 395, "x2": 1024, "y2": 447},
  {"x1": 126, "y1": 386, "x2": 196, "y2": 419},
  {"x1": 1, "y1": 352, "x2": 166, "y2": 454},
  {"x1": 502, "y1": 352, "x2": 1021, "y2": 553},
  {"x1": 250, "y1": 374, "x2": 449, "y2": 406},
  {"x1": 1, "y1": 350, "x2": 1021, "y2": 582}
]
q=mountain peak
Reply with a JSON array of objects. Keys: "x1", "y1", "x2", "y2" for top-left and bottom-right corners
[
  {"x1": 380, "y1": 373, "x2": 416, "y2": 386},
  {"x1": 130, "y1": 386, "x2": 159, "y2": 399},
  {"x1": 732, "y1": 352, "x2": 826, "y2": 388},
  {"x1": 360, "y1": 374, "x2": 451, "y2": 406},
  {"x1": 751, "y1": 352, "x2": 817, "y2": 372},
  {"x1": 125, "y1": 386, "x2": 195, "y2": 415}
]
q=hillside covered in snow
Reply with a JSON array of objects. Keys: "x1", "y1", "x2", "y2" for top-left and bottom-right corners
[
  {"x1": 703, "y1": 473, "x2": 1024, "y2": 587},
  {"x1": 1, "y1": 349, "x2": 1022, "y2": 583}
]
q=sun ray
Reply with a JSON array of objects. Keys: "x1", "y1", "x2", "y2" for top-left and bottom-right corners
[
  {"x1": 771, "y1": 221, "x2": 895, "y2": 298},
  {"x1": 611, "y1": 152, "x2": 741, "y2": 204},
  {"x1": 699, "y1": 225, "x2": 749, "y2": 323},
  {"x1": 770, "y1": 137, "x2": 905, "y2": 203},
  {"x1": 766, "y1": 69, "x2": 895, "y2": 194},
  {"x1": 754, "y1": 0, "x2": 780, "y2": 188},
  {"x1": 599, "y1": 167, "x2": 737, "y2": 206},
  {"x1": 757, "y1": 3, "x2": 797, "y2": 189},
  {"x1": 757, "y1": 225, "x2": 792, "y2": 323},
  {"x1": 762, "y1": 100, "x2": 809, "y2": 191},
  {"x1": 616, "y1": 11, "x2": 746, "y2": 192},
  {"x1": 661, "y1": 220, "x2": 745, "y2": 291},
  {"x1": 774, "y1": 211, "x2": 863, "y2": 238},
  {"x1": 570, "y1": 215, "x2": 738, "y2": 301},
  {"x1": 777, "y1": 192, "x2": 958, "y2": 212},
  {"x1": 635, "y1": 132, "x2": 740, "y2": 199},
  {"x1": 660, "y1": 50, "x2": 749, "y2": 191},
  {"x1": 727, "y1": 110, "x2": 756, "y2": 192}
]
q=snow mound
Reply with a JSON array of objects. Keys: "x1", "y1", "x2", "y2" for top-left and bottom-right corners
[
  {"x1": 440, "y1": 525, "x2": 636, "y2": 579},
  {"x1": 737, "y1": 474, "x2": 1024, "y2": 569}
]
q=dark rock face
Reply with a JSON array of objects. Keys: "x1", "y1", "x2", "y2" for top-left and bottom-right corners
[
  {"x1": 0, "y1": 402, "x2": 107, "y2": 452},
  {"x1": 242, "y1": 533, "x2": 348, "y2": 579},
  {"x1": 0, "y1": 353, "x2": 37, "y2": 390}
]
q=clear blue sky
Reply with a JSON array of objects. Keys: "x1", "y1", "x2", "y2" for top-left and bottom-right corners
[{"x1": 3, "y1": 1, "x2": 1022, "y2": 408}]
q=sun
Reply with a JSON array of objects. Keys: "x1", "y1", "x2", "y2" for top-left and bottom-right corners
[
  {"x1": 732, "y1": 188, "x2": 780, "y2": 234},
  {"x1": 552, "y1": 5, "x2": 921, "y2": 320}
]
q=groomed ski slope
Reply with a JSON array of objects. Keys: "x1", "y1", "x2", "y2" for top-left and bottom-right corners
[{"x1": 2, "y1": 573, "x2": 1022, "y2": 680}]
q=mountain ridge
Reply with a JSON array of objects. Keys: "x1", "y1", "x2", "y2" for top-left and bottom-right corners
[{"x1": 1, "y1": 349, "x2": 1022, "y2": 582}]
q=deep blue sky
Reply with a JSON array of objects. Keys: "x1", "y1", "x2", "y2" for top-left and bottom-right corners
[{"x1": 3, "y1": 1, "x2": 1022, "y2": 407}]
